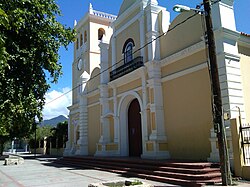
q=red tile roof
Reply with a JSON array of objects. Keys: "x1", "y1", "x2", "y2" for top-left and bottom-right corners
[{"x1": 241, "y1": 32, "x2": 250, "y2": 37}]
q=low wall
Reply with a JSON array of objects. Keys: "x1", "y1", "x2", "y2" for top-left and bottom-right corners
[
  {"x1": 50, "y1": 148, "x2": 64, "y2": 156},
  {"x1": 30, "y1": 148, "x2": 45, "y2": 154},
  {"x1": 30, "y1": 148, "x2": 64, "y2": 156},
  {"x1": 242, "y1": 166, "x2": 250, "y2": 180}
]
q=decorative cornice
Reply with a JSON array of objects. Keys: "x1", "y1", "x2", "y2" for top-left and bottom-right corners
[
  {"x1": 145, "y1": 1, "x2": 165, "y2": 13},
  {"x1": 161, "y1": 62, "x2": 208, "y2": 82},
  {"x1": 238, "y1": 33, "x2": 250, "y2": 48},
  {"x1": 114, "y1": 11, "x2": 143, "y2": 36},
  {"x1": 224, "y1": 52, "x2": 240, "y2": 61},
  {"x1": 213, "y1": 27, "x2": 240, "y2": 41},
  {"x1": 86, "y1": 89, "x2": 99, "y2": 98},
  {"x1": 218, "y1": 0, "x2": 234, "y2": 7},
  {"x1": 90, "y1": 10, "x2": 117, "y2": 21},
  {"x1": 67, "y1": 103, "x2": 79, "y2": 111},
  {"x1": 160, "y1": 41, "x2": 206, "y2": 67},
  {"x1": 75, "y1": 8, "x2": 116, "y2": 30},
  {"x1": 108, "y1": 67, "x2": 146, "y2": 88},
  {"x1": 87, "y1": 101, "x2": 100, "y2": 108},
  {"x1": 101, "y1": 112, "x2": 114, "y2": 119},
  {"x1": 112, "y1": 0, "x2": 142, "y2": 28}
]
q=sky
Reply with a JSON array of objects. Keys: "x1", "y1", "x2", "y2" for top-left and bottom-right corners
[{"x1": 42, "y1": 0, "x2": 250, "y2": 120}]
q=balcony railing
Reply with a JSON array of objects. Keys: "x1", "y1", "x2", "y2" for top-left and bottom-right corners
[{"x1": 110, "y1": 56, "x2": 143, "y2": 81}]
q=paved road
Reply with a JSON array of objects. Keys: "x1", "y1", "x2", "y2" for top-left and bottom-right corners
[{"x1": 0, "y1": 155, "x2": 177, "y2": 187}]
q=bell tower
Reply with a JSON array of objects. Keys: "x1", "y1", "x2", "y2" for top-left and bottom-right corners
[{"x1": 64, "y1": 4, "x2": 116, "y2": 156}]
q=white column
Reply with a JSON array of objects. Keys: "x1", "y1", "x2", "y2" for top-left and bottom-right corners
[
  {"x1": 111, "y1": 36, "x2": 116, "y2": 71},
  {"x1": 140, "y1": 69, "x2": 149, "y2": 156},
  {"x1": 139, "y1": 15, "x2": 146, "y2": 59},
  {"x1": 77, "y1": 95, "x2": 88, "y2": 155},
  {"x1": 76, "y1": 71, "x2": 90, "y2": 155},
  {"x1": 147, "y1": 63, "x2": 166, "y2": 141},
  {"x1": 208, "y1": 0, "x2": 245, "y2": 162},
  {"x1": 99, "y1": 84, "x2": 111, "y2": 143},
  {"x1": 146, "y1": 31, "x2": 161, "y2": 61},
  {"x1": 211, "y1": 0, "x2": 236, "y2": 31},
  {"x1": 211, "y1": 0, "x2": 245, "y2": 121},
  {"x1": 99, "y1": 42, "x2": 109, "y2": 84},
  {"x1": 113, "y1": 87, "x2": 119, "y2": 143},
  {"x1": 67, "y1": 118, "x2": 71, "y2": 142},
  {"x1": 145, "y1": 3, "x2": 161, "y2": 61}
]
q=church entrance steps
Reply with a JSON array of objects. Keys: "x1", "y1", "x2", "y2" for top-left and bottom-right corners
[{"x1": 54, "y1": 156, "x2": 222, "y2": 186}]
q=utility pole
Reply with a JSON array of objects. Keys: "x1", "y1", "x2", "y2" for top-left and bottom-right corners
[{"x1": 203, "y1": 0, "x2": 232, "y2": 185}]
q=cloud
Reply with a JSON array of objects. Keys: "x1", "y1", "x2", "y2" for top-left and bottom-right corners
[{"x1": 42, "y1": 87, "x2": 72, "y2": 120}]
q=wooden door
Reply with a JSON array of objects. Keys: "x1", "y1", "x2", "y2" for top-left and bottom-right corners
[{"x1": 128, "y1": 99, "x2": 142, "y2": 157}]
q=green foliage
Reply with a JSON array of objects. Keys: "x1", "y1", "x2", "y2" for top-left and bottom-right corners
[
  {"x1": 28, "y1": 120, "x2": 68, "y2": 149},
  {"x1": 52, "y1": 121, "x2": 68, "y2": 137},
  {"x1": 0, "y1": 0, "x2": 75, "y2": 139},
  {"x1": 30, "y1": 125, "x2": 53, "y2": 141},
  {"x1": 51, "y1": 121, "x2": 68, "y2": 148}
]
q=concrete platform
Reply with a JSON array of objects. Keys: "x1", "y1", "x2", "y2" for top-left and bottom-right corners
[
  {"x1": 1, "y1": 153, "x2": 249, "y2": 187},
  {"x1": 0, "y1": 154, "x2": 177, "y2": 187}
]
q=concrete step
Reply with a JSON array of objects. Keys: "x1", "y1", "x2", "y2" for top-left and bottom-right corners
[{"x1": 55, "y1": 156, "x2": 222, "y2": 186}]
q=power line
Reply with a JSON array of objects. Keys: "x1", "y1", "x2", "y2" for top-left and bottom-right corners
[{"x1": 45, "y1": 11, "x2": 200, "y2": 106}]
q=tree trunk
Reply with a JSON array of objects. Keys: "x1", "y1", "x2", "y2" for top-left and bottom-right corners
[{"x1": 0, "y1": 140, "x2": 5, "y2": 156}]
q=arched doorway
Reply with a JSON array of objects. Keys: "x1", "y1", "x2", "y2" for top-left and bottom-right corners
[{"x1": 128, "y1": 99, "x2": 142, "y2": 157}]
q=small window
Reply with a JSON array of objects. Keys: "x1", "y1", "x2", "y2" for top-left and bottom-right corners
[
  {"x1": 80, "y1": 34, "x2": 83, "y2": 46},
  {"x1": 84, "y1": 31, "x2": 87, "y2": 43},
  {"x1": 122, "y1": 38, "x2": 135, "y2": 64},
  {"x1": 98, "y1": 28, "x2": 105, "y2": 41}
]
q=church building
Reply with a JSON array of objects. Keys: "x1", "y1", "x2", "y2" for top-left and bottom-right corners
[{"x1": 64, "y1": 0, "x2": 250, "y2": 164}]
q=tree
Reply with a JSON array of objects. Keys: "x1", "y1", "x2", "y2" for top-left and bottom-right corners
[
  {"x1": 29, "y1": 125, "x2": 53, "y2": 149},
  {"x1": 0, "y1": 0, "x2": 75, "y2": 154},
  {"x1": 51, "y1": 121, "x2": 68, "y2": 148}
]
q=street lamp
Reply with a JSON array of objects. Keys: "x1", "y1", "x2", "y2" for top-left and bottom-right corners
[
  {"x1": 173, "y1": 4, "x2": 202, "y2": 13},
  {"x1": 173, "y1": 1, "x2": 232, "y2": 186}
]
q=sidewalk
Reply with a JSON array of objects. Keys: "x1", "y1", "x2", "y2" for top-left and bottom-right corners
[{"x1": 0, "y1": 154, "x2": 177, "y2": 187}]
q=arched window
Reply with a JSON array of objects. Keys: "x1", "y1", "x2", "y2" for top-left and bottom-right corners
[
  {"x1": 84, "y1": 31, "x2": 87, "y2": 43},
  {"x1": 80, "y1": 33, "x2": 83, "y2": 46},
  {"x1": 122, "y1": 38, "x2": 135, "y2": 64},
  {"x1": 125, "y1": 43, "x2": 133, "y2": 63},
  {"x1": 98, "y1": 28, "x2": 105, "y2": 41}
]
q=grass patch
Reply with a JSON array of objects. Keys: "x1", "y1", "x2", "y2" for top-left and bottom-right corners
[{"x1": 104, "y1": 180, "x2": 143, "y2": 187}]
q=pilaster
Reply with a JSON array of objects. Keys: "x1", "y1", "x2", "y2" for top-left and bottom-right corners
[
  {"x1": 99, "y1": 84, "x2": 110, "y2": 143},
  {"x1": 99, "y1": 42, "x2": 109, "y2": 84},
  {"x1": 111, "y1": 36, "x2": 116, "y2": 71},
  {"x1": 139, "y1": 15, "x2": 146, "y2": 59},
  {"x1": 113, "y1": 87, "x2": 119, "y2": 143},
  {"x1": 143, "y1": 62, "x2": 170, "y2": 159},
  {"x1": 145, "y1": 2, "x2": 162, "y2": 61},
  {"x1": 75, "y1": 95, "x2": 88, "y2": 155},
  {"x1": 95, "y1": 84, "x2": 119, "y2": 156},
  {"x1": 208, "y1": 127, "x2": 234, "y2": 168},
  {"x1": 147, "y1": 63, "x2": 166, "y2": 140},
  {"x1": 209, "y1": 0, "x2": 245, "y2": 165},
  {"x1": 211, "y1": 0, "x2": 245, "y2": 121}
]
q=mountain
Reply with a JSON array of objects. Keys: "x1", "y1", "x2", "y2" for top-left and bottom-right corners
[{"x1": 40, "y1": 115, "x2": 68, "y2": 127}]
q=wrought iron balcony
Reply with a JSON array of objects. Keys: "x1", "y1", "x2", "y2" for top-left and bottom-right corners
[{"x1": 110, "y1": 56, "x2": 143, "y2": 81}]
